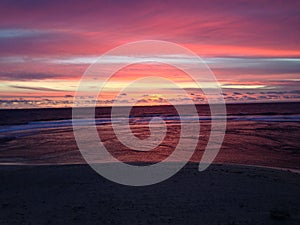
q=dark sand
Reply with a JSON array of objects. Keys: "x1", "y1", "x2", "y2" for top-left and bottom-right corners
[{"x1": 0, "y1": 163, "x2": 299, "y2": 225}]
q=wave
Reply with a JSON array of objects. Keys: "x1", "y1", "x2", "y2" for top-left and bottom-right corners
[{"x1": 0, "y1": 114, "x2": 299, "y2": 138}]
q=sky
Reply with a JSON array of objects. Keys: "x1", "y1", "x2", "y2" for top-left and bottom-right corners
[{"x1": 0, "y1": 0, "x2": 299, "y2": 108}]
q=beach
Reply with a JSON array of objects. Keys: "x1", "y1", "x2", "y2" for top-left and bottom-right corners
[
  {"x1": 0, "y1": 103, "x2": 299, "y2": 224},
  {"x1": 0, "y1": 163, "x2": 299, "y2": 225}
]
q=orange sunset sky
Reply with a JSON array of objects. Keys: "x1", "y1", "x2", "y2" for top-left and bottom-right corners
[{"x1": 0, "y1": 0, "x2": 299, "y2": 108}]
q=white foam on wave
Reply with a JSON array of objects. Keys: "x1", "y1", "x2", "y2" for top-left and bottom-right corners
[
  {"x1": 0, "y1": 115, "x2": 299, "y2": 137},
  {"x1": 231, "y1": 115, "x2": 300, "y2": 122}
]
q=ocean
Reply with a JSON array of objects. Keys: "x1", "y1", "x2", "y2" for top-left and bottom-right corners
[{"x1": 0, "y1": 102, "x2": 299, "y2": 170}]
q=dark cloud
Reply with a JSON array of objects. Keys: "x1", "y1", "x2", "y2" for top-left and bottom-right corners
[
  {"x1": 258, "y1": 96, "x2": 267, "y2": 99},
  {"x1": 244, "y1": 97, "x2": 258, "y2": 100},
  {"x1": 0, "y1": 98, "x2": 73, "y2": 108},
  {"x1": 290, "y1": 90, "x2": 300, "y2": 94},
  {"x1": 0, "y1": 29, "x2": 85, "y2": 55},
  {"x1": 211, "y1": 58, "x2": 300, "y2": 75},
  {"x1": 9, "y1": 85, "x2": 66, "y2": 92},
  {"x1": 0, "y1": 72, "x2": 62, "y2": 81}
]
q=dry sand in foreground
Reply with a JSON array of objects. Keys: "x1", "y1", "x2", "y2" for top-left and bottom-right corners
[{"x1": 0, "y1": 163, "x2": 299, "y2": 225}]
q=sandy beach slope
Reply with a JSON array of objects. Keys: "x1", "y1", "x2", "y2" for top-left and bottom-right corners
[{"x1": 0, "y1": 163, "x2": 299, "y2": 225}]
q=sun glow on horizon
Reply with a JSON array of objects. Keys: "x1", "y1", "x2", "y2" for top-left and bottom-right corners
[{"x1": 0, "y1": 1, "x2": 299, "y2": 108}]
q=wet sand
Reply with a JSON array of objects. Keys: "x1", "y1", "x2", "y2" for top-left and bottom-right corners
[{"x1": 0, "y1": 163, "x2": 299, "y2": 225}]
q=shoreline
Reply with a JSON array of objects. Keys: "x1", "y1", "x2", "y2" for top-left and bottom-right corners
[
  {"x1": 1, "y1": 101, "x2": 300, "y2": 111},
  {"x1": 0, "y1": 161, "x2": 300, "y2": 174},
  {"x1": 1, "y1": 101, "x2": 299, "y2": 126}
]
